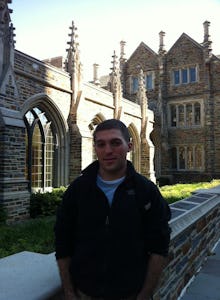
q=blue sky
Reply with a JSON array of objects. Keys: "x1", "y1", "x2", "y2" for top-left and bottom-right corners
[{"x1": 10, "y1": 0, "x2": 220, "y2": 81}]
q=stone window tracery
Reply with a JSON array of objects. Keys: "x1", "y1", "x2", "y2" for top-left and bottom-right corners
[
  {"x1": 24, "y1": 107, "x2": 56, "y2": 192},
  {"x1": 169, "y1": 101, "x2": 202, "y2": 128},
  {"x1": 170, "y1": 145, "x2": 204, "y2": 171}
]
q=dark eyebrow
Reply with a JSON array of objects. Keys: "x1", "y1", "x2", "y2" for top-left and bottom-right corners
[{"x1": 95, "y1": 137, "x2": 122, "y2": 143}]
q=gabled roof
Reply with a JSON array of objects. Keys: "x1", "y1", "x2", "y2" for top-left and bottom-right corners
[
  {"x1": 127, "y1": 41, "x2": 158, "y2": 62},
  {"x1": 167, "y1": 33, "x2": 204, "y2": 54}
]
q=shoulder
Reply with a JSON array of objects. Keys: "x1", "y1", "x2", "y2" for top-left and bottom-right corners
[{"x1": 134, "y1": 172, "x2": 158, "y2": 193}]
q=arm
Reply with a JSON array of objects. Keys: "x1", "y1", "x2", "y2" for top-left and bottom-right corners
[
  {"x1": 55, "y1": 184, "x2": 78, "y2": 299},
  {"x1": 137, "y1": 254, "x2": 166, "y2": 300},
  {"x1": 57, "y1": 257, "x2": 78, "y2": 300}
]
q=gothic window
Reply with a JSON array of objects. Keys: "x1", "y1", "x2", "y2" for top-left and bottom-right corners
[
  {"x1": 24, "y1": 107, "x2": 56, "y2": 191},
  {"x1": 31, "y1": 123, "x2": 43, "y2": 189},
  {"x1": 171, "y1": 145, "x2": 204, "y2": 171},
  {"x1": 169, "y1": 101, "x2": 202, "y2": 128}
]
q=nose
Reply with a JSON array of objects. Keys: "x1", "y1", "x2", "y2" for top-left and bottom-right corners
[{"x1": 104, "y1": 143, "x2": 113, "y2": 153}]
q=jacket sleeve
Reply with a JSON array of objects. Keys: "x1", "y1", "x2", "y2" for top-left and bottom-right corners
[
  {"x1": 139, "y1": 179, "x2": 171, "y2": 257},
  {"x1": 54, "y1": 183, "x2": 77, "y2": 260}
]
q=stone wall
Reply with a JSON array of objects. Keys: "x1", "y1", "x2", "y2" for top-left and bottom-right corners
[{"x1": 154, "y1": 190, "x2": 220, "y2": 299}]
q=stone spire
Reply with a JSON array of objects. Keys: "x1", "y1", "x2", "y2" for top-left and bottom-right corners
[
  {"x1": 137, "y1": 68, "x2": 148, "y2": 138},
  {"x1": 158, "y1": 30, "x2": 167, "y2": 135},
  {"x1": 65, "y1": 21, "x2": 83, "y2": 105},
  {"x1": 0, "y1": 0, "x2": 17, "y2": 96},
  {"x1": 110, "y1": 51, "x2": 123, "y2": 119},
  {"x1": 203, "y1": 20, "x2": 212, "y2": 59},
  {"x1": 119, "y1": 40, "x2": 127, "y2": 96}
]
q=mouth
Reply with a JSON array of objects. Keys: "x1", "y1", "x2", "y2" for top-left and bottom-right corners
[{"x1": 103, "y1": 157, "x2": 116, "y2": 163}]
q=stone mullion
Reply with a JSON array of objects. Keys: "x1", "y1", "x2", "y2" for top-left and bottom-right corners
[
  {"x1": 176, "y1": 105, "x2": 179, "y2": 127},
  {"x1": 193, "y1": 145, "x2": 196, "y2": 170}
]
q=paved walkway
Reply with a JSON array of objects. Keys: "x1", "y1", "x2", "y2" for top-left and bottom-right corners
[{"x1": 179, "y1": 239, "x2": 220, "y2": 300}]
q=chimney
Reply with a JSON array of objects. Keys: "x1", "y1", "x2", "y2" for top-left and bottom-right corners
[
  {"x1": 93, "y1": 63, "x2": 100, "y2": 86},
  {"x1": 203, "y1": 21, "x2": 210, "y2": 43},
  {"x1": 203, "y1": 20, "x2": 212, "y2": 58},
  {"x1": 158, "y1": 31, "x2": 166, "y2": 55},
  {"x1": 120, "y1": 41, "x2": 126, "y2": 60}
]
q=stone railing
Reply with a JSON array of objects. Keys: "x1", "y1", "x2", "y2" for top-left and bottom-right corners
[
  {"x1": 154, "y1": 187, "x2": 220, "y2": 300},
  {"x1": 0, "y1": 188, "x2": 219, "y2": 300}
]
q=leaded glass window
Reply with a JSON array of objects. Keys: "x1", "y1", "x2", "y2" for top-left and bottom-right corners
[{"x1": 24, "y1": 107, "x2": 56, "y2": 191}]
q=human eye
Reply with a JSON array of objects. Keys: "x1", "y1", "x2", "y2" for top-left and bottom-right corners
[
  {"x1": 110, "y1": 139, "x2": 123, "y2": 147},
  {"x1": 95, "y1": 141, "x2": 105, "y2": 148}
]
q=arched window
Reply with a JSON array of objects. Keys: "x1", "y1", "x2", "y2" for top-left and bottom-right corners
[{"x1": 24, "y1": 107, "x2": 56, "y2": 192}]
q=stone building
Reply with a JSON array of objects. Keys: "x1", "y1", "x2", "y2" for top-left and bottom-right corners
[
  {"x1": 115, "y1": 21, "x2": 220, "y2": 184},
  {"x1": 1, "y1": 1, "x2": 220, "y2": 222},
  {"x1": 0, "y1": 1, "x2": 154, "y2": 222}
]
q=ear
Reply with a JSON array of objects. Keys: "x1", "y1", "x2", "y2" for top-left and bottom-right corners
[{"x1": 127, "y1": 142, "x2": 133, "y2": 152}]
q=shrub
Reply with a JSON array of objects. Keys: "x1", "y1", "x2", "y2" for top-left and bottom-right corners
[{"x1": 30, "y1": 187, "x2": 66, "y2": 218}]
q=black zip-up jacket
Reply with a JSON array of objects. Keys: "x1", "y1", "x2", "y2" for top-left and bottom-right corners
[{"x1": 55, "y1": 161, "x2": 171, "y2": 299}]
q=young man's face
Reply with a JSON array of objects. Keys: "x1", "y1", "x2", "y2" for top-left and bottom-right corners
[{"x1": 94, "y1": 129, "x2": 132, "y2": 180}]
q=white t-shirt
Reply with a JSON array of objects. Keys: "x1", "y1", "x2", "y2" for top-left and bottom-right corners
[{"x1": 97, "y1": 175, "x2": 125, "y2": 206}]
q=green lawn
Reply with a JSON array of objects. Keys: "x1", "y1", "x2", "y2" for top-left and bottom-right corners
[
  {"x1": 160, "y1": 179, "x2": 220, "y2": 204},
  {"x1": 0, "y1": 179, "x2": 220, "y2": 259},
  {"x1": 0, "y1": 216, "x2": 55, "y2": 259}
]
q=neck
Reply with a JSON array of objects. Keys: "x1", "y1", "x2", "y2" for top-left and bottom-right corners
[{"x1": 99, "y1": 166, "x2": 127, "y2": 181}]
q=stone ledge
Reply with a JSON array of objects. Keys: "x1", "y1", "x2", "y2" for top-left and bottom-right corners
[
  {"x1": 0, "y1": 251, "x2": 61, "y2": 300},
  {"x1": 170, "y1": 192, "x2": 220, "y2": 239}
]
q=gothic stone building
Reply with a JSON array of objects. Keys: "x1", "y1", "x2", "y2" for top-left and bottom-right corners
[
  {"x1": 120, "y1": 21, "x2": 220, "y2": 184},
  {"x1": 1, "y1": 1, "x2": 220, "y2": 222},
  {"x1": 0, "y1": 2, "x2": 154, "y2": 222}
]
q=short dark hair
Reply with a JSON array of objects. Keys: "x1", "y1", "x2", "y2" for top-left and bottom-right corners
[{"x1": 93, "y1": 119, "x2": 130, "y2": 142}]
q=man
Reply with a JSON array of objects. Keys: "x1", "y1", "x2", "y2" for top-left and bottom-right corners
[{"x1": 55, "y1": 119, "x2": 171, "y2": 300}]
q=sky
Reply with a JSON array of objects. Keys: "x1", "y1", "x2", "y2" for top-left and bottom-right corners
[{"x1": 10, "y1": 0, "x2": 220, "y2": 81}]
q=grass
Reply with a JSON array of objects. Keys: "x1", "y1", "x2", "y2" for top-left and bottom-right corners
[
  {"x1": 0, "y1": 179, "x2": 220, "y2": 259},
  {"x1": 0, "y1": 216, "x2": 55, "y2": 259},
  {"x1": 160, "y1": 179, "x2": 220, "y2": 204}
]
